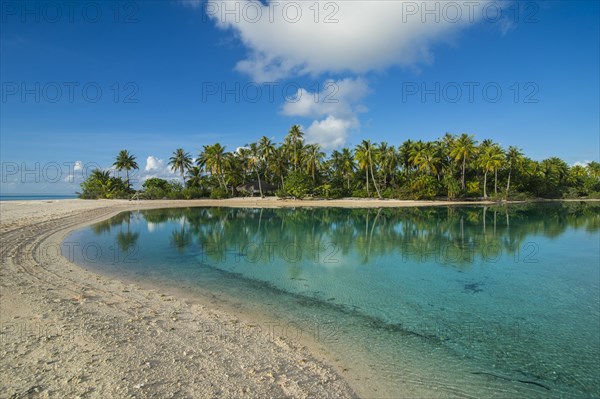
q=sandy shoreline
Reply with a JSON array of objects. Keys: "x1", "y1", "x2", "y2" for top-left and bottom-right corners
[
  {"x1": 1, "y1": 197, "x2": 597, "y2": 398},
  {"x1": 2, "y1": 199, "x2": 362, "y2": 398}
]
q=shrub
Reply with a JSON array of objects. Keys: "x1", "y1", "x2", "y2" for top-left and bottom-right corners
[
  {"x1": 210, "y1": 186, "x2": 229, "y2": 199},
  {"x1": 315, "y1": 184, "x2": 343, "y2": 199},
  {"x1": 562, "y1": 188, "x2": 584, "y2": 199},
  {"x1": 143, "y1": 177, "x2": 169, "y2": 191},
  {"x1": 443, "y1": 175, "x2": 462, "y2": 199},
  {"x1": 507, "y1": 191, "x2": 534, "y2": 201},
  {"x1": 587, "y1": 191, "x2": 600, "y2": 199},
  {"x1": 275, "y1": 188, "x2": 288, "y2": 198},
  {"x1": 141, "y1": 186, "x2": 168, "y2": 200},
  {"x1": 411, "y1": 175, "x2": 440, "y2": 200},
  {"x1": 283, "y1": 171, "x2": 312, "y2": 199},
  {"x1": 182, "y1": 187, "x2": 205, "y2": 199}
]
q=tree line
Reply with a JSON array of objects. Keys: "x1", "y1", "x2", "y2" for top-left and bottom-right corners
[{"x1": 79, "y1": 126, "x2": 600, "y2": 200}]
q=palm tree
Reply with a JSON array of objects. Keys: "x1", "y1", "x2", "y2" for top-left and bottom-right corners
[
  {"x1": 113, "y1": 150, "x2": 139, "y2": 189},
  {"x1": 258, "y1": 136, "x2": 275, "y2": 183},
  {"x1": 540, "y1": 157, "x2": 569, "y2": 196},
  {"x1": 355, "y1": 140, "x2": 382, "y2": 199},
  {"x1": 286, "y1": 125, "x2": 304, "y2": 171},
  {"x1": 505, "y1": 146, "x2": 524, "y2": 195},
  {"x1": 303, "y1": 143, "x2": 325, "y2": 183},
  {"x1": 378, "y1": 143, "x2": 399, "y2": 188},
  {"x1": 478, "y1": 145, "x2": 504, "y2": 198},
  {"x1": 490, "y1": 145, "x2": 505, "y2": 194},
  {"x1": 586, "y1": 161, "x2": 600, "y2": 180},
  {"x1": 185, "y1": 166, "x2": 203, "y2": 188},
  {"x1": 198, "y1": 143, "x2": 227, "y2": 189},
  {"x1": 223, "y1": 152, "x2": 245, "y2": 195},
  {"x1": 399, "y1": 140, "x2": 414, "y2": 178},
  {"x1": 169, "y1": 148, "x2": 193, "y2": 182},
  {"x1": 339, "y1": 148, "x2": 356, "y2": 190},
  {"x1": 450, "y1": 134, "x2": 477, "y2": 190},
  {"x1": 248, "y1": 142, "x2": 264, "y2": 197},
  {"x1": 91, "y1": 169, "x2": 111, "y2": 183},
  {"x1": 412, "y1": 142, "x2": 442, "y2": 179},
  {"x1": 270, "y1": 146, "x2": 288, "y2": 187}
]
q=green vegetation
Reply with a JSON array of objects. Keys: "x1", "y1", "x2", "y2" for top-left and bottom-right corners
[{"x1": 79, "y1": 128, "x2": 600, "y2": 200}]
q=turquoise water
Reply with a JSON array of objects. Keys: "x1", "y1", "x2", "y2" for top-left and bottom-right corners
[
  {"x1": 0, "y1": 194, "x2": 77, "y2": 201},
  {"x1": 66, "y1": 203, "x2": 600, "y2": 398}
]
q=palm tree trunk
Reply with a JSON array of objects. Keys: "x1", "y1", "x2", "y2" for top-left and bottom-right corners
[
  {"x1": 256, "y1": 170, "x2": 263, "y2": 198},
  {"x1": 365, "y1": 168, "x2": 370, "y2": 197},
  {"x1": 368, "y1": 149, "x2": 382, "y2": 199},
  {"x1": 219, "y1": 170, "x2": 226, "y2": 190},
  {"x1": 506, "y1": 167, "x2": 512, "y2": 195},
  {"x1": 494, "y1": 169, "x2": 498, "y2": 194},
  {"x1": 483, "y1": 170, "x2": 488, "y2": 198},
  {"x1": 347, "y1": 174, "x2": 350, "y2": 190},
  {"x1": 370, "y1": 165, "x2": 382, "y2": 199},
  {"x1": 462, "y1": 157, "x2": 466, "y2": 189},
  {"x1": 293, "y1": 139, "x2": 297, "y2": 171}
]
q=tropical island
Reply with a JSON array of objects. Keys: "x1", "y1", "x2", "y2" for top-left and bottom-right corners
[{"x1": 80, "y1": 127, "x2": 600, "y2": 202}]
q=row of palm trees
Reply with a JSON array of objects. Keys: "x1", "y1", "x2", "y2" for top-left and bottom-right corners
[{"x1": 107, "y1": 127, "x2": 600, "y2": 199}]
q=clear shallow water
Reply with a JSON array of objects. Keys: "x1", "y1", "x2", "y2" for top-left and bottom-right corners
[
  {"x1": 66, "y1": 203, "x2": 600, "y2": 398},
  {"x1": 0, "y1": 194, "x2": 77, "y2": 201}
]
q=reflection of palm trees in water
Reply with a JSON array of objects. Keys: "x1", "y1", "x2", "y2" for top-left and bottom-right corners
[
  {"x1": 116, "y1": 212, "x2": 139, "y2": 253},
  {"x1": 94, "y1": 203, "x2": 600, "y2": 269},
  {"x1": 170, "y1": 227, "x2": 193, "y2": 252}
]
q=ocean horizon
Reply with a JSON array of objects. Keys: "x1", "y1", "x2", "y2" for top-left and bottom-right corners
[{"x1": 0, "y1": 194, "x2": 78, "y2": 201}]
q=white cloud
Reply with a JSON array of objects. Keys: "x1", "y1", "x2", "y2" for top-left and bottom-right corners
[
  {"x1": 572, "y1": 161, "x2": 592, "y2": 168},
  {"x1": 207, "y1": 0, "x2": 490, "y2": 81},
  {"x1": 282, "y1": 77, "x2": 369, "y2": 119},
  {"x1": 145, "y1": 155, "x2": 165, "y2": 172},
  {"x1": 142, "y1": 156, "x2": 176, "y2": 181},
  {"x1": 202, "y1": 1, "x2": 496, "y2": 149},
  {"x1": 305, "y1": 115, "x2": 357, "y2": 151},
  {"x1": 282, "y1": 77, "x2": 368, "y2": 149},
  {"x1": 74, "y1": 161, "x2": 83, "y2": 171}
]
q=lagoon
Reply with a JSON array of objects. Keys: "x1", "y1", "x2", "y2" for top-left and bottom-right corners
[{"x1": 66, "y1": 203, "x2": 600, "y2": 398}]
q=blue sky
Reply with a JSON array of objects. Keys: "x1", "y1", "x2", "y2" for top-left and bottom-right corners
[{"x1": 1, "y1": 0, "x2": 598, "y2": 194}]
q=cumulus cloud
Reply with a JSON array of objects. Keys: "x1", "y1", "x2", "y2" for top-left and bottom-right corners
[
  {"x1": 572, "y1": 161, "x2": 592, "y2": 168},
  {"x1": 282, "y1": 77, "x2": 369, "y2": 119},
  {"x1": 207, "y1": 0, "x2": 490, "y2": 81},
  {"x1": 142, "y1": 156, "x2": 176, "y2": 181},
  {"x1": 62, "y1": 160, "x2": 85, "y2": 183},
  {"x1": 145, "y1": 156, "x2": 166, "y2": 172},
  {"x1": 305, "y1": 116, "x2": 357, "y2": 150},
  {"x1": 282, "y1": 77, "x2": 368, "y2": 149},
  {"x1": 201, "y1": 1, "x2": 498, "y2": 149}
]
